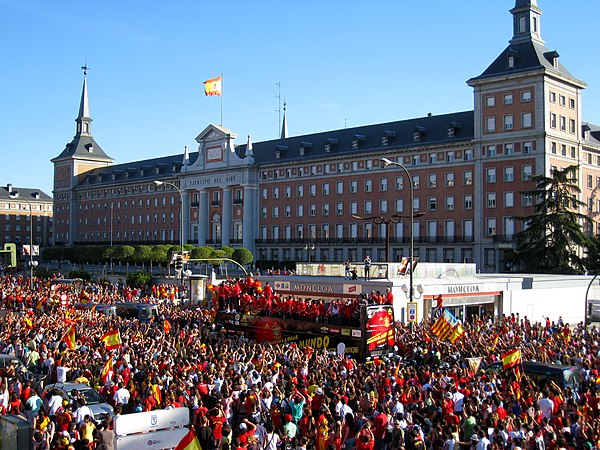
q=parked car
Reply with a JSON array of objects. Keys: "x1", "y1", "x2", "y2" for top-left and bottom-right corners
[
  {"x1": 483, "y1": 361, "x2": 581, "y2": 391},
  {"x1": 0, "y1": 354, "x2": 29, "y2": 378},
  {"x1": 43, "y1": 383, "x2": 113, "y2": 422}
]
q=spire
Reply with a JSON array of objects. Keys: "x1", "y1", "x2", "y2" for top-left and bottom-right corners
[
  {"x1": 280, "y1": 102, "x2": 288, "y2": 139},
  {"x1": 509, "y1": 0, "x2": 543, "y2": 45},
  {"x1": 182, "y1": 145, "x2": 190, "y2": 166},
  {"x1": 246, "y1": 135, "x2": 255, "y2": 164},
  {"x1": 76, "y1": 64, "x2": 93, "y2": 136}
]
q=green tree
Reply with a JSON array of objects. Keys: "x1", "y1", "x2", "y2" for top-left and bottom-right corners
[
  {"x1": 150, "y1": 245, "x2": 169, "y2": 266},
  {"x1": 115, "y1": 245, "x2": 135, "y2": 264},
  {"x1": 511, "y1": 165, "x2": 590, "y2": 274},
  {"x1": 232, "y1": 248, "x2": 253, "y2": 266},
  {"x1": 132, "y1": 245, "x2": 152, "y2": 269},
  {"x1": 584, "y1": 236, "x2": 600, "y2": 274},
  {"x1": 220, "y1": 246, "x2": 235, "y2": 259},
  {"x1": 126, "y1": 271, "x2": 152, "y2": 289}
]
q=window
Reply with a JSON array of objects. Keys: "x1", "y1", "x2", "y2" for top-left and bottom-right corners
[
  {"x1": 364, "y1": 179, "x2": 372, "y2": 193},
  {"x1": 445, "y1": 173, "x2": 455, "y2": 187},
  {"x1": 486, "y1": 168, "x2": 496, "y2": 183},
  {"x1": 485, "y1": 96, "x2": 495, "y2": 107},
  {"x1": 395, "y1": 198, "x2": 404, "y2": 213},
  {"x1": 521, "y1": 90, "x2": 532, "y2": 102},
  {"x1": 522, "y1": 193, "x2": 533, "y2": 206},
  {"x1": 261, "y1": 207, "x2": 267, "y2": 219},
  {"x1": 395, "y1": 176, "x2": 404, "y2": 190},
  {"x1": 336, "y1": 182, "x2": 344, "y2": 194},
  {"x1": 284, "y1": 186, "x2": 291, "y2": 198},
  {"x1": 413, "y1": 198, "x2": 420, "y2": 212},
  {"x1": 285, "y1": 206, "x2": 291, "y2": 218},
  {"x1": 272, "y1": 206, "x2": 279, "y2": 218},
  {"x1": 487, "y1": 145, "x2": 497, "y2": 157},
  {"x1": 463, "y1": 171, "x2": 473, "y2": 186},
  {"x1": 505, "y1": 192, "x2": 514, "y2": 207},
  {"x1": 350, "y1": 181, "x2": 358, "y2": 193},
  {"x1": 446, "y1": 151, "x2": 455, "y2": 162},
  {"x1": 445, "y1": 196, "x2": 455, "y2": 211},
  {"x1": 428, "y1": 197, "x2": 437, "y2": 211},
  {"x1": 504, "y1": 115, "x2": 513, "y2": 130},
  {"x1": 323, "y1": 203, "x2": 330, "y2": 216},
  {"x1": 273, "y1": 187, "x2": 279, "y2": 199},
  {"x1": 379, "y1": 199, "x2": 388, "y2": 213},
  {"x1": 559, "y1": 95, "x2": 566, "y2": 106},
  {"x1": 309, "y1": 204, "x2": 316, "y2": 216},
  {"x1": 379, "y1": 178, "x2": 388, "y2": 192},
  {"x1": 503, "y1": 93, "x2": 513, "y2": 105},
  {"x1": 336, "y1": 202, "x2": 344, "y2": 215},
  {"x1": 428, "y1": 174, "x2": 437, "y2": 188},
  {"x1": 523, "y1": 142, "x2": 532, "y2": 154},
  {"x1": 550, "y1": 92, "x2": 556, "y2": 103},
  {"x1": 588, "y1": 175, "x2": 593, "y2": 189},
  {"x1": 464, "y1": 149, "x2": 473, "y2": 161},
  {"x1": 297, "y1": 185, "x2": 304, "y2": 197},
  {"x1": 412, "y1": 175, "x2": 420, "y2": 189},
  {"x1": 350, "y1": 201, "x2": 358, "y2": 215},
  {"x1": 487, "y1": 192, "x2": 496, "y2": 208},
  {"x1": 550, "y1": 113, "x2": 557, "y2": 128},
  {"x1": 309, "y1": 184, "x2": 316, "y2": 196},
  {"x1": 323, "y1": 183, "x2": 330, "y2": 196},
  {"x1": 463, "y1": 195, "x2": 473, "y2": 210},
  {"x1": 522, "y1": 165, "x2": 533, "y2": 181},
  {"x1": 504, "y1": 166, "x2": 514, "y2": 182},
  {"x1": 560, "y1": 116, "x2": 566, "y2": 131},
  {"x1": 522, "y1": 112, "x2": 532, "y2": 128},
  {"x1": 505, "y1": 143, "x2": 514, "y2": 155},
  {"x1": 569, "y1": 98, "x2": 575, "y2": 109},
  {"x1": 570, "y1": 119, "x2": 576, "y2": 134},
  {"x1": 485, "y1": 116, "x2": 496, "y2": 132},
  {"x1": 364, "y1": 201, "x2": 372, "y2": 214},
  {"x1": 429, "y1": 153, "x2": 437, "y2": 164},
  {"x1": 551, "y1": 142, "x2": 557, "y2": 154},
  {"x1": 486, "y1": 218, "x2": 497, "y2": 236}
]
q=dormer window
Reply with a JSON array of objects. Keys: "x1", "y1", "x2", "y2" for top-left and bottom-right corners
[
  {"x1": 352, "y1": 134, "x2": 366, "y2": 149},
  {"x1": 299, "y1": 142, "x2": 312, "y2": 156},
  {"x1": 583, "y1": 124, "x2": 591, "y2": 141},
  {"x1": 507, "y1": 48, "x2": 519, "y2": 68},
  {"x1": 447, "y1": 122, "x2": 461, "y2": 138},
  {"x1": 324, "y1": 138, "x2": 338, "y2": 153},
  {"x1": 382, "y1": 130, "x2": 395, "y2": 146},
  {"x1": 275, "y1": 144, "x2": 288, "y2": 159},
  {"x1": 413, "y1": 126, "x2": 426, "y2": 142},
  {"x1": 545, "y1": 51, "x2": 560, "y2": 68},
  {"x1": 85, "y1": 143, "x2": 94, "y2": 153}
]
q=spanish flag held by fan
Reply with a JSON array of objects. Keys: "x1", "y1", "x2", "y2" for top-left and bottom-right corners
[
  {"x1": 100, "y1": 329, "x2": 122, "y2": 350},
  {"x1": 502, "y1": 348, "x2": 523, "y2": 380},
  {"x1": 163, "y1": 319, "x2": 171, "y2": 335},
  {"x1": 61, "y1": 325, "x2": 76, "y2": 350}
]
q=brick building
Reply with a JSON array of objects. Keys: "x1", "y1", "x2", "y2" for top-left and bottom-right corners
[{"x1": 52, "y1": 0, "x2": 600, "y2": 272}]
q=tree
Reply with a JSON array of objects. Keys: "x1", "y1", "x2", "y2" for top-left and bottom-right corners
[
  {"x1": 232, "y1": 248, "x2": 254, "y2": 266},
  {"x1": 584, "y1": 236, "x2": 600, "y2": 274},
  {"x1": 115, "y1": 245, "x2": 135, "y2": 264},
  {"x1": 511, "y1": 165, "x2": 590, "y2": 274}
]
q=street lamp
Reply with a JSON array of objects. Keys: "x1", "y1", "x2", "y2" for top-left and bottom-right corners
[
  {"x1": 381, "y1": 157, "x2": 419, "y2": 310},
  {"x1": 351, "y1": 214, "x2": 402, "y2": 262},
  {"x1": 153, "y1": 180, "x2": 184, "y2": 254},
  {"x1": 304, "y1": 243, "x2": 315, "y2": 262},
  {"x1": 10, "y1": 191, "x2": 40, "y2": 289}
]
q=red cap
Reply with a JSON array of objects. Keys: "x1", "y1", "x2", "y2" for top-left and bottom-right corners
[{"x1": 285, "y1": 414, "x2": 292, "y2": 422}]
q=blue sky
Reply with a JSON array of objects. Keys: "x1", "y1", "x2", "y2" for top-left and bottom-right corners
[{"x1": 1, "y1": 0, "x2": 599, "y2": 196}]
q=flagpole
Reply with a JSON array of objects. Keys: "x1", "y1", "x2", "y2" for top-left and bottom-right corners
[{"x1": 220, "y1": 73, "x2": 223, "y2": 126}]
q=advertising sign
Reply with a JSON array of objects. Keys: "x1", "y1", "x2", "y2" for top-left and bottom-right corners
[
  {"x1": 115, "y1": 428, "x2": 189, "y2": 450},
  {"x1": 407, "y1": 302, "x2": 418, "y2": 322}
]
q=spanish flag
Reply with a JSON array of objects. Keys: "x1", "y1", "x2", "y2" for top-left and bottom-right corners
[
  {"x1": 174, "y1": 427, "x2": 201, "y2": 450},
  {"x1": 203, "y1": 76, "x2": 222, "y2": 97},
  {"x1": 100, "y1": 329, "x2": 122, "y2": 350},
  {"x1": 163, "y1": 319, "x2": 171, "y2": 335},
  {"x1": 101, "y1": 357, "x2": 113, "y2": 384},
  {"x1": 61, "y1": 325, "x2": 76, "y2": 350},
  {"x1": 502, "y1": 348, "x2": 522, "y2": 370}
]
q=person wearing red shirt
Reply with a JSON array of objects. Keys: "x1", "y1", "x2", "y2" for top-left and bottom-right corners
[
  {"x1": 385, "y1": 288, "x2": 394, "y2": 305},
  {"x1": 264, "y1": 282, "x2": 273, "y2": 299},
  {"x1": 372, "y1": 405, "x2": 389, "y2": 444},
  {"x1": 237, "y1": 419, "x2": 257, "y2": 446}
]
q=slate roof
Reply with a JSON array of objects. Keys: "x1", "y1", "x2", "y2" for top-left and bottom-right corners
[
  {"x1": 236, "y1": 110, "x2": 475, "y2": 163},
  {"x1": 0, "y1": 185, "x2": 52, "y2": 201},
  {"x1": 469, "y1": 40, "x2": 584, "y2": 86},
  {"x1": 52, "y1": 135, "x2": 113, "y2": 163},
  {"x1": 582, "y1": 122, "x2": 600, "y2": 148}
]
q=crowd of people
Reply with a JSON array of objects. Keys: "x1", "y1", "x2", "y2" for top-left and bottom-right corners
[{"x1": 0, "y1": 273, "x2": 599, "y2": 450}]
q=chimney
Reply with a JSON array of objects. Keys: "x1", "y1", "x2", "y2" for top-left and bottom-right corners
[{"x1": 6, "y1": 184, "x2": 12, "y2": 194}]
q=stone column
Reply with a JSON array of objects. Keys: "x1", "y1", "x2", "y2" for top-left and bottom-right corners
[
  {"x1": 242, "y1": 185, "x2": 259, "y2": 253},
  {"x1": 222, "y1": 187, "x2": 232, "y2": 246},
  {"x1": 198, "y1": 189, "x2": 208, "y2": 246},
  {"x1": 182, "y1": 189, "x2": 190, "y2": 246}
]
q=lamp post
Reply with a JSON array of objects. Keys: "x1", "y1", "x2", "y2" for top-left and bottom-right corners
[
  {"x1": 304, "y1": 243, "x2": 315, "y2": 262},
  {"x1": 381, "y1": 158, "x2": 418, "y2": 310},
  {"x1": 10, "y1": 191, "x2": 40, "y2": 289},
  {"x1": 351, "y1": 214, "x2": 402, "y2": 262}
]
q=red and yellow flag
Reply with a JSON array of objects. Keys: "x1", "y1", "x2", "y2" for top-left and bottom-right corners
[
  {"x1": 174, "y1": 427, "x2": 201, "y2": 450},
  {"x1": 61, "y1": 325, "x2": 76, "y2": 350},
  {"x1": 431, "y1": 316, "x2": 454, "y2": 341},
  {"x1": 203, "y1": 76, "x2": 222, "y2": 97},
  {"x1": 101, "y1": 357, "x2": 113, "y2": 384},
  {"x1": 163, "y1": 319, "x2": 171, "y2": 335},
  {"x1": 100, "y1": 329, "x2": 122, "y2": 350},
  {"x1": 449, "y1": 323, "x2": 465, "y2": 344},
  {"x1": 502, "y1": 348, "x2": 522, "y2": 370}
]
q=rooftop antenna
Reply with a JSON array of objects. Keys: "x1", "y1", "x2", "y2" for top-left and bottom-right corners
[{"x1": 276, "y1": 82, "x2": 282, "y2": 135}]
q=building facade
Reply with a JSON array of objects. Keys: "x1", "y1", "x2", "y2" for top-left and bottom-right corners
[
  {"x1": 52, "y1": 0, "x2": 600, "y2": 272},
  {"x1": 0, "y1": 183, "x2": 53, "y2": 251}
]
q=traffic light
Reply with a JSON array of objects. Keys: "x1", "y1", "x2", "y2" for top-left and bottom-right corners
[{"x1": 174, "y1": 254, "x2": 183, "y2": 271}]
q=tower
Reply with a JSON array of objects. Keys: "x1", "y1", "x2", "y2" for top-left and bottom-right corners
[
  {"x1": 467, "y1": 0, "x2": 587, "y2": 271},
  {"x1": 51, "y1": 66, "x2": 113, "y2": 245}
]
